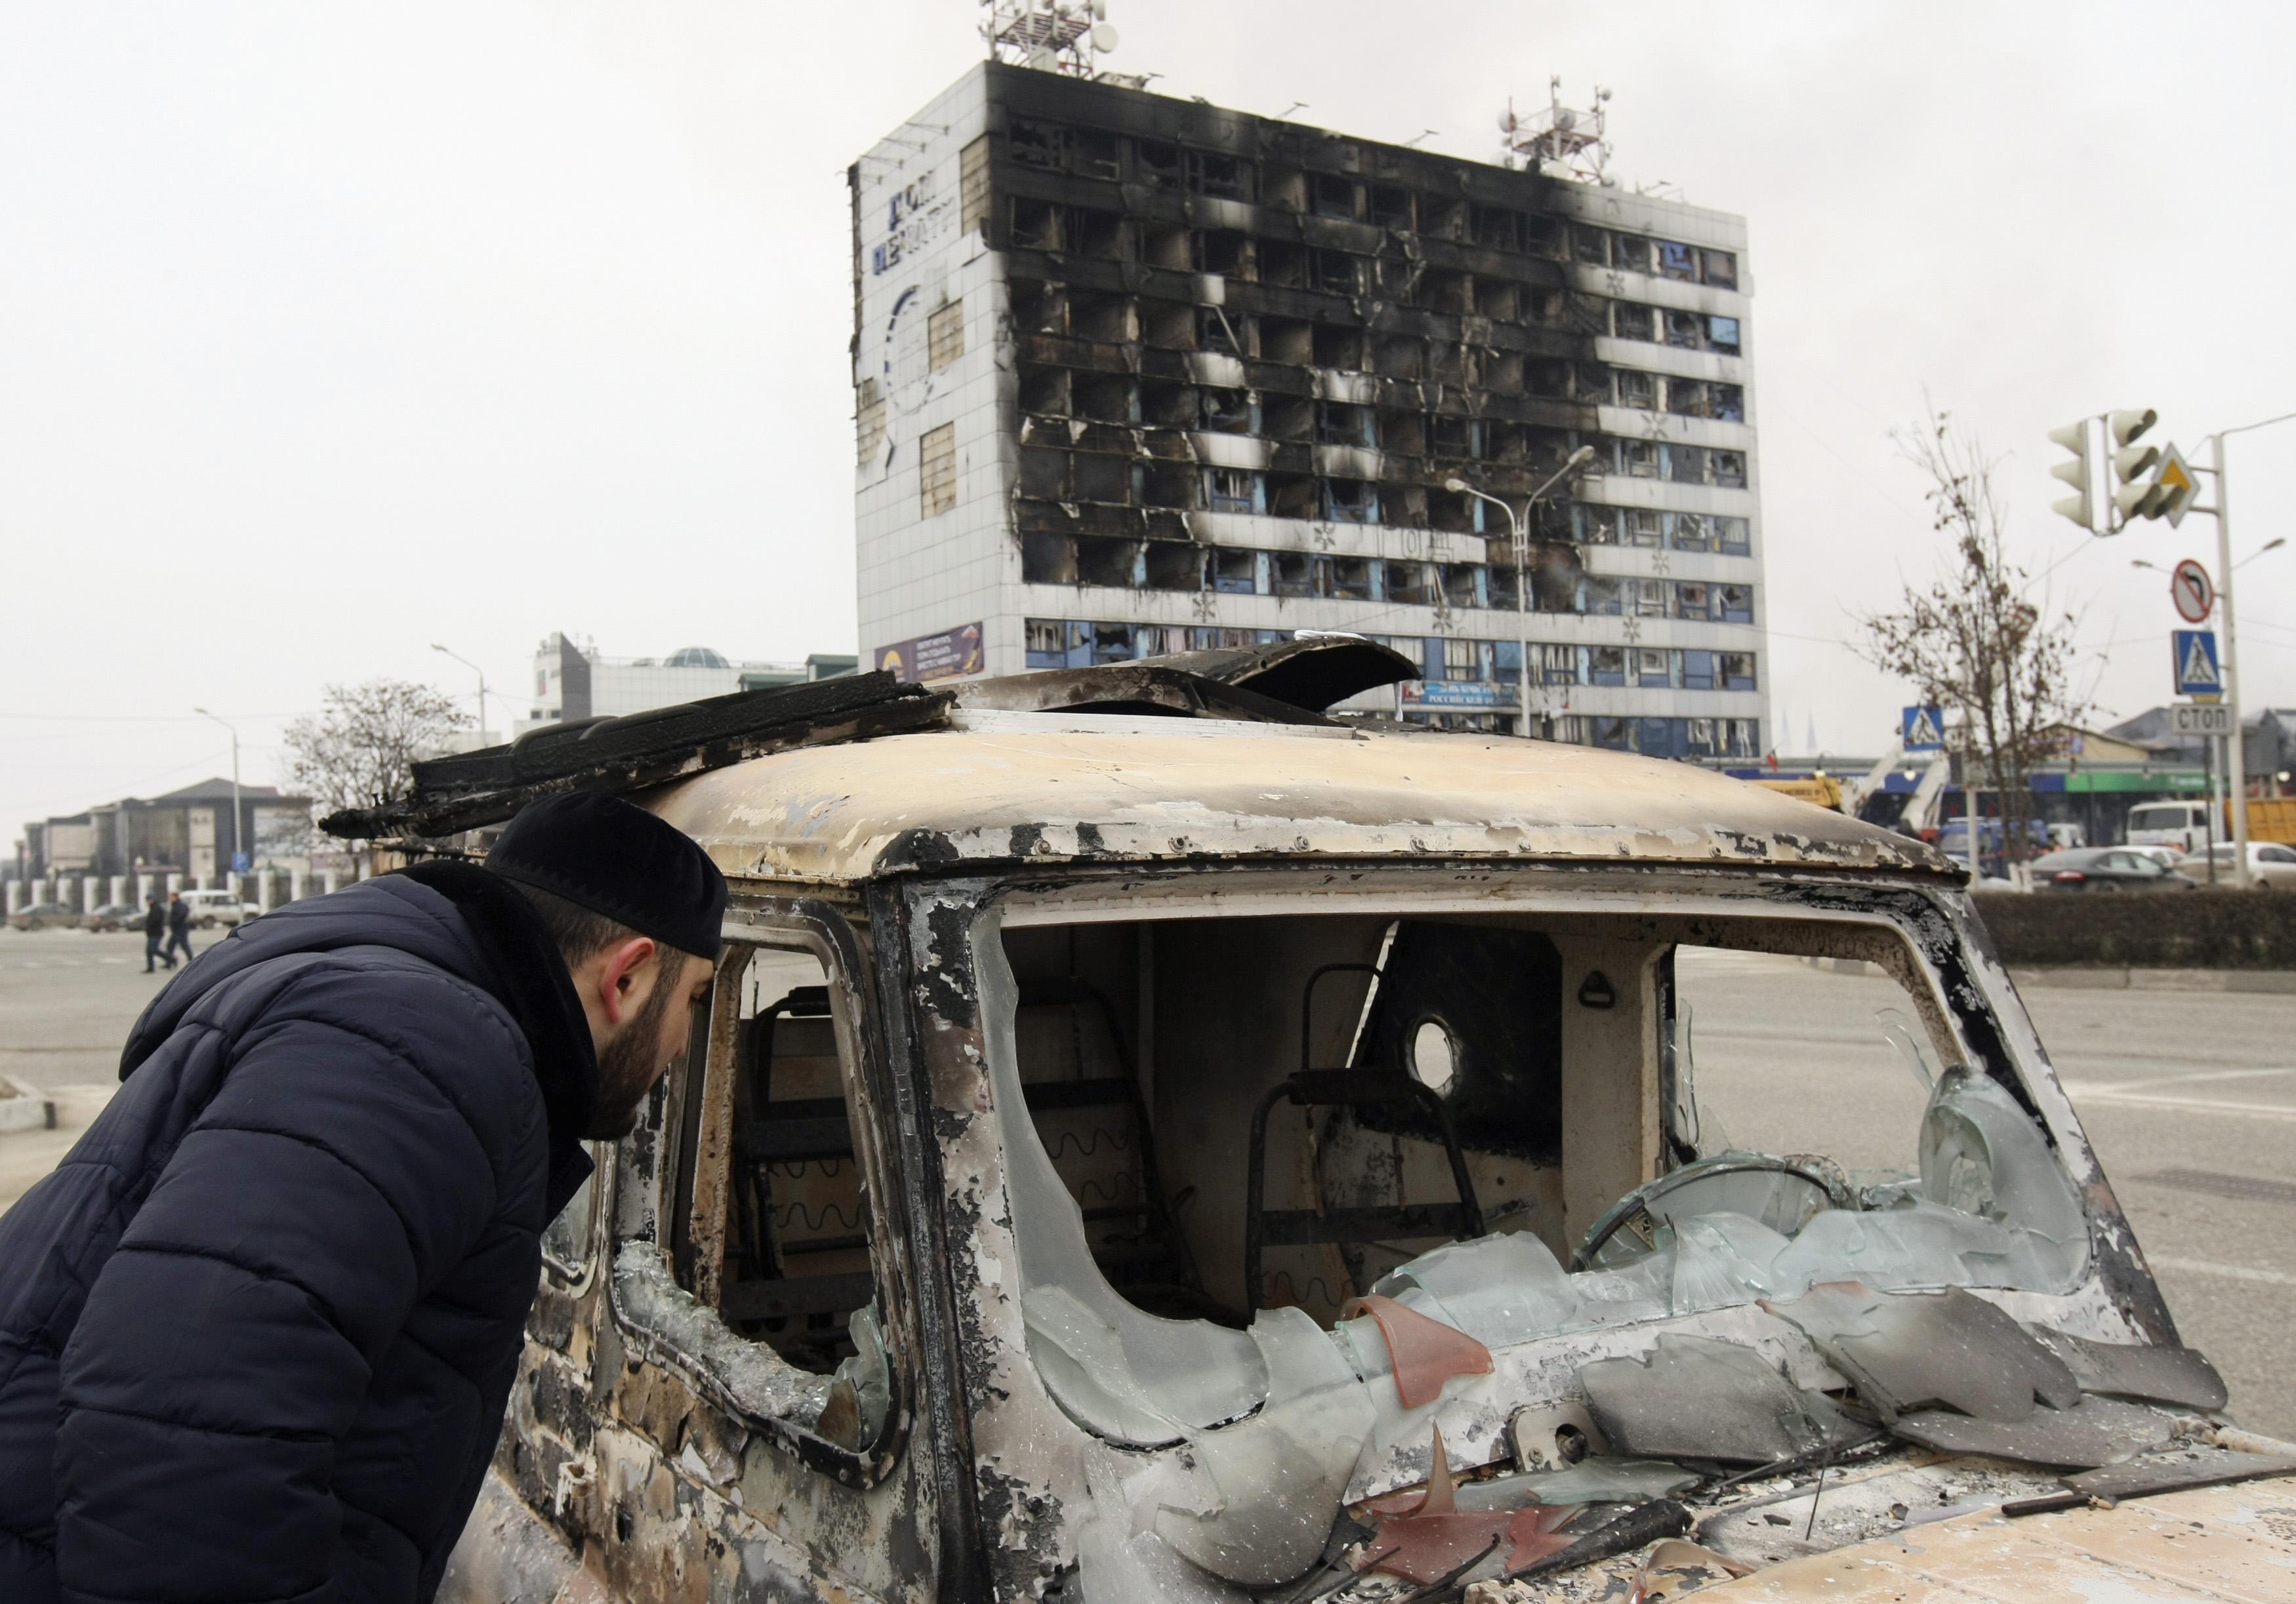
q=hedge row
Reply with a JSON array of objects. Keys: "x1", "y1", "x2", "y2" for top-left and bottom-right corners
[{"x1": 1972, "y1": 888, "x2": 2296, "y2": 970}]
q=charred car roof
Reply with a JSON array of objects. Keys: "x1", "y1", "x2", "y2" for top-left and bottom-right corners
[
  {"x1": 649, "y1": 714, "x2": 1955, "y2": 885},
  {"x1": 327, "y1": 635, "x2": 1954, "y2": 884}
]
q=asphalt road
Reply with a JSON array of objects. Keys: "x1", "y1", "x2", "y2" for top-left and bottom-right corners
[{"x1": 4, "y1": 926, "x2": 2293, "y2": 1439}]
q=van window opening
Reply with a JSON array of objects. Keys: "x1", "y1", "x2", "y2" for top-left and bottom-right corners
[{"x1": 980, "y1": 908, "x2": 2089, "y2": 1451}]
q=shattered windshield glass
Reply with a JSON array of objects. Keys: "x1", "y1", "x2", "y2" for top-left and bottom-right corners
[{"x1": 974, "y1": 903, "x2": 2120, "y2": 1594}]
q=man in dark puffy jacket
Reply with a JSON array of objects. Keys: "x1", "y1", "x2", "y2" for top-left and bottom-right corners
[
  {"x1": 0, "y1": 791, "x2": 726, "y2": 1604},
  {"x1": 161, "y1": 889, "x2": 195, "y2": 966}
]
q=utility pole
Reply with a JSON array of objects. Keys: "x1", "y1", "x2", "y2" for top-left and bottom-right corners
[
  {"x1": 430, "y1": 642, "x2": 491, "y2": 743},
  {"x1": 1446, "y1": 444, "x2": 1595, "y2": 739},
  {"x1": 192, "y1": 707, "x2": 241, "y2": 885}
]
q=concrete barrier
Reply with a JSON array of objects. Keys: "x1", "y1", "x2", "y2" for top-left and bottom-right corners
[{"x1": 1973, "y1": 890, "x2": 2296, "y2": 971}]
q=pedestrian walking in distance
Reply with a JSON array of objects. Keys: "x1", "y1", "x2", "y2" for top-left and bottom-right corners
[
  {"x1": 138, "y1": 895, "x2": 168, "y2": 972},
  {"x1": 0, "y1": 792, "x2": 726, "y2": 1604},
  {"x1": 161, "y1": 890, "x2": 195, "y2": 967}
]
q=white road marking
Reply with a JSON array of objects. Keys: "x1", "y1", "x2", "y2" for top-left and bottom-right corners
[
  {"x1": 2059, "y1": 1084, "x2": 2296, "y2": 1122},
  {"x1": 2150, "y1": 1256, "x2": 2296, "y2": 1288},
  {"x1": 2104, "y1": 1067, "x2": 2296, "y2": 1095}
]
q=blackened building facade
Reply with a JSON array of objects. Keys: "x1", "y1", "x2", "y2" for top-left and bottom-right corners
[{"x1": 853, "y1": 63, "x2": 1766, "y2": 755}]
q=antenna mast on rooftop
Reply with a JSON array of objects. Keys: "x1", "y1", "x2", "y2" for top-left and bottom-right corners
[
  {"x1": 1499, "y1": 77, "x2": 1614, "y2": 184},
  {"x1": 983, "y1": 0, "x2": 1124, "y2": 79}
]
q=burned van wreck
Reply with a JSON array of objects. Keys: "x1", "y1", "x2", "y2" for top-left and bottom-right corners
[{"x1": 363, "y1": 639, "x2": 2296, "y2": 1603}]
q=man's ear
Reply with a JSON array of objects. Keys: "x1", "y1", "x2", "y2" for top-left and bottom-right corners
[{"x1": 593, "y1": 936, "x2": 660, "y2": 1026}]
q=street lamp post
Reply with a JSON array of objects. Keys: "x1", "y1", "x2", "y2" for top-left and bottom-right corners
[
  {"x1": 430, "y1": 642, "x2": 490, "y2": 743},
  {"x1": 192, "y1": 707, "x2": 241, "y2": 888},
  {"x1": 1446, "y1": 445, "x2": 1596, "y2": 738}
]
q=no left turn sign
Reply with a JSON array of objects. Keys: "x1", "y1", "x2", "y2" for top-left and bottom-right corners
[{"x1": 2172, "y1": 558, "x2": 2215, "y2": 625}]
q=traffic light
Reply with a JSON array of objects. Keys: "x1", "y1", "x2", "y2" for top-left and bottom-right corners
[
  {"x1": 2047, "y1": 419, "x2": 2094, "y2": 531},
  {"x1": 2107, "y1": 407, "x2": 2161, "y2": 524}
]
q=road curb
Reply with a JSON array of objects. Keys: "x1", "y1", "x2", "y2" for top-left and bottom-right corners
[
  {"x1": 0, "y1": 1074, "x2": 58, "y2": 1134},
  {"x1": 2011, "y1": 966, "x2": 2296, "y2": 994}
]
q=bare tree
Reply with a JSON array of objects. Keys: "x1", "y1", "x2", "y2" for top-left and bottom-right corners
[
  {"x1": 1857, "y1": 404, "x2": 2090, "y2": 866},
  {"x1": 283, "y1": 680, "x2": 470, "y2": 834}
]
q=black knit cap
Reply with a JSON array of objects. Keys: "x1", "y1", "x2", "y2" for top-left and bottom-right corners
[{"x1": 485, "y1": 791, "x2": 727, "y2": 959}]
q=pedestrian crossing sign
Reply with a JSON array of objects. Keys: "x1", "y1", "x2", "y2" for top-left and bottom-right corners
[
  {"x1": 2173, "y1": 629, "x2": 2223, "y2": 701},
  {"x1": 1901, "y1": 705, "x2": 1945, "y2": 752}
]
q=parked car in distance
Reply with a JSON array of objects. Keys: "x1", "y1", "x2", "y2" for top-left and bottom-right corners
[
  {"x1": 2126, "y1": 800, "x2": 2213, "y2": 853},
  {"x1": 7, "y1": 901, "x2": 79, "y2": 931},
  {"x1": 2032, "y1": 847, "x2": 2198, "y2": 892},
  {"x1": 176, "y1": 888, "x2": 258, "y2": 928},
  {"x1": 2121, "y1": 844, "x2": 2184, "y2": 871},
  {"x1": 83, "y1": 903, "x2": 143, "y2": 932},
  {"x1": 2174, "y1": 840, "x2": 2296, "y2": 888}
]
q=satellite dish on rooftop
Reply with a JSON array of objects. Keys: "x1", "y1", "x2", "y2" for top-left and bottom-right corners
[{"x1": 1090, "y1": 21, "x2": 1117, "y2": 49}]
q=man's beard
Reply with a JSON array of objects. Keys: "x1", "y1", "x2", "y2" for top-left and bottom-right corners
[{"x1": 586, "y1": 972, "x2": 688, "y2": 1140}]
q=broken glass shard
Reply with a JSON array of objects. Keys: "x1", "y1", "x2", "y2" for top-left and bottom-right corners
[
  {"x1": 2030, "y1": 1327, "x2": 2228, "y2": 1412},
  {"x1": 1578, "y1": 1334, "x2": 1863, "y2": 1463},
  {"x1": 1890, "y1": 1396, "x2": 2175, "y2": 1468},
  {"x1": 1761, "y1": 1283, "x2": 2078, "y2": 1422}
]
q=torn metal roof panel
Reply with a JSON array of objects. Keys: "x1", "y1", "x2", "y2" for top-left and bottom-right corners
[{"x1": 647, "y1": 715, "x2": 1961, "y2": 885}]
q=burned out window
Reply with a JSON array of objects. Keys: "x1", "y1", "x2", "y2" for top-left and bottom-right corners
[
  {"x1": 1577, "y1": 504, "x2": 1619, "y2": 545},
  {"x1": 1666, "y1": 379, "x2": 1706, "y2": 418},
  {"x1": 1485, "y1": 562, "x2": 1519, "y2": 607},
  {"x1": 1332, "y1": 556, "x2": 1375, "y2": 600},
  {"x1": 1615, "y1": 369, "x2": 1656, "y2": 409},
  {"x1": 1309, "y1": 171, "x2": 1358, "y2": 219},
  {"x1": 1136, "y1": 138, "x2": 1179, "y2": 188},
  {"x1": 1187, "y1": 150, "x2": 1252, "y2": 201},
  {"x1": 1587, "y1": 644, "x2": 1627, "y2": 684},
  {"x1": 1582, "y1": 577, "x2": 1622, "y2": 618},
  {"x1": 919, "y1": 422, "x2": 956, "y2": 517},
  {"x1": 1721, "y1": 651, "x2": 1757, "y2": 689},
  {"x1": 1719, "y1": 583, "x2": 1754, "y2": 623},
  {"x1": 1668, "y1": 443, "x2": 1706, "y2": 485},
  {"x1": 1310, "y1": 248, "x2": 1359, "y2": 296},
  {"x1": 1713, "y1": 450, "x2": 1749, "y2": 489},
  {"x1": 1202, "y1": 468, "x2": 1263, "y2": 516},
  {"x1": 1610, "y1": 234, "x2": 1652, "y2": 274},
  {"x1": 1618, "y1": 439, "x2": 1660, "y2": 479},
  {"x1": 1630, "y1": 581, "x2": 1669, "y2": 621},
  {"x1": 1383, "y1": 560, "x2": 1434, "y2": 605},
  {"x1": 1021, "y1": 531, "x2": 1075, "y2": 585},
  {"x1": 1702, "y1": 248, "x2": 1738, "y2": 288},
  {"x1": 1624, "y1": 508, "x2": 1664, "y2": 546},
  {"x1": 1711, "y1": 383, "x2": 1746, "y2": 422},
  {"x1": 1323, "y1": 478, "x2": 1379, "y2": 524},
  {"x1": 1144, "y1": 541, "x2": 1204, "y2": 591},
  {"x1": 1025, "y1": 618, "x2": 1073, "y2": 667},
  {"x1": 1657, "y1": 240, "x2": 1697, "y2": 281},
  {"x1": 1198, "y1": 387, "x2": 1257, "y2": 433},
  {"x1": 1009, "y1": 119, "x2": 1067, "y2": 169},
  {"x1": 1611, "y1": 301, "x2": 1654, "y2": 342},
  {"x1": 1572, "y1": 226, "x2": 1609, "y2": 266},
  {"x1": 1317, "y1": 402, "x2": 1375, "y2": 446},
  {"x1": 1273, "y1": 551, "x2": 1326, "y2": 598},
  {"x1": 1670, "y1": 512, "x2": 1713, "y2": 552},
  {"x1": 1675, "y1": 582, "x2": 1713, "y2": 621},
  {"x1": 1664, "y1": 310, "x2": 1704, "y2": 349},
  {"x1": 646, "y1": 938, "x2": 895, "y2": 1456},
  {"x1": 1211, "y1": 546, "x2": 1261, "y2": 594},
  {"x1": 1072, "y1": 127, "x2": 1121, "y2": 180}
]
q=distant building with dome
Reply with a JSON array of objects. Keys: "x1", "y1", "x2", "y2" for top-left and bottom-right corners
[{"x1": 518, "y1": 632, "x2": 857, "y2": 735}]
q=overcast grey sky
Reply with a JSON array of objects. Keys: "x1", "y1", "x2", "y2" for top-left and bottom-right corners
[{"x1": 7, "y1": 1, "x2": 2295, "y2": 840}]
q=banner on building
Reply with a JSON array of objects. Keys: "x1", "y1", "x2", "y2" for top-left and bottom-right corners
[
  {"x1": 1401, "y1": 680, "x2": 1515, "y2": 709},
  {"x1": 876, "y1": 622, "x2": 983, "y2": 684}
]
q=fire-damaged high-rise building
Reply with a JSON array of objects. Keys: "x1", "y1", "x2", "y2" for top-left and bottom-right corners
[{"x1": 852, "y1": 60, "x2": 1767, "y2": 756}]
